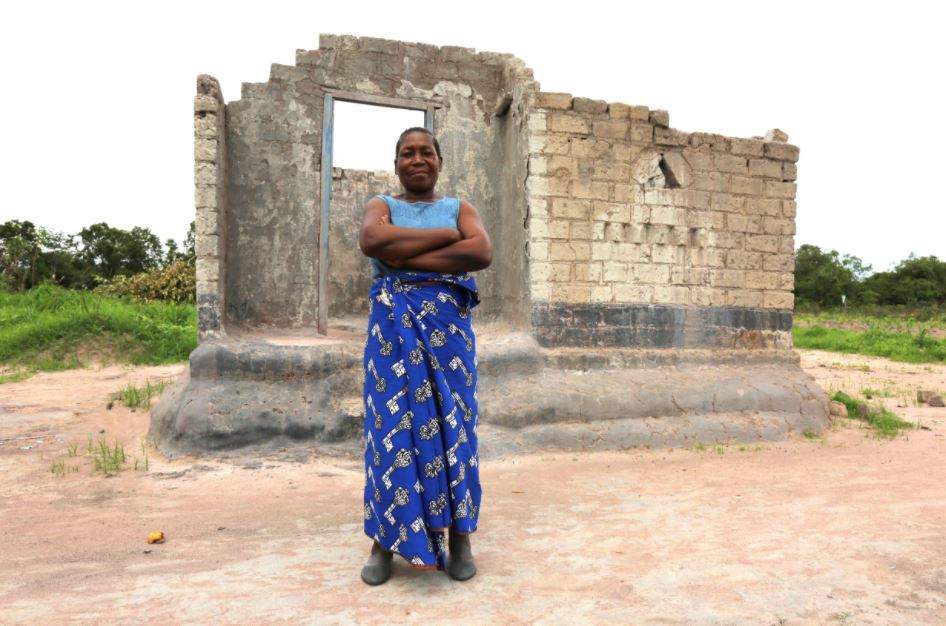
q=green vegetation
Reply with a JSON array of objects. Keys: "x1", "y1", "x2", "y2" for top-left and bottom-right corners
[
  {"x1": 110, "y1": 379, "x2": 171, "y2": 409},
  {"x1": 794, "y1": 310, "x2": 946, "y2": 363},
  {"x1": 831, "y1": 391, "x2": 915, "y2": 439},
  {"x1": 0, "y1": 284, "x2": 196, "y2": 380}
]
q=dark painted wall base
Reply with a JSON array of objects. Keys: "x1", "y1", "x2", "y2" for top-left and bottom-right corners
[{"x1": 531, "y1": 303, "x2": 793, "y2": 348}]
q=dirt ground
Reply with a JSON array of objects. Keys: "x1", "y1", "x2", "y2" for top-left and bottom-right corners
[{"x1": 1, "y1": 351, "x2": 944, "y2": 625}]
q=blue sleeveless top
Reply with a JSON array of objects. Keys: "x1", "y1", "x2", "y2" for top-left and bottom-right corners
[{"x1": 369, "y1": 195, "x2": 461, "y2": 278}]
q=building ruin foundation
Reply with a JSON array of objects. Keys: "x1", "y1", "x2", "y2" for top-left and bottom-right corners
[{"x1": 151, "y1": 34, "x2": 828, "y2": 456}]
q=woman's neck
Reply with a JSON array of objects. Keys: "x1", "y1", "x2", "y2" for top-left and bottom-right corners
[{"x1": 399, "y1": 189, "x2": 440, "y2": 202}]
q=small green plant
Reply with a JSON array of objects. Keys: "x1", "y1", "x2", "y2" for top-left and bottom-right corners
[
  {"x1": 694, "y1": 442, "x2": 706, "y2": 452},
  {"x1": 133, "y1": 441, "x2": 149, "y2": 472},
  {"x1": 51, "y1": 460, "x2": 65, "y2": 476},
  {"x1": 110, "y1": 379, "x2": 169, "y2": 409},
  {"x1": 714, "y1": 445, "x2": 725, "y2": 455},
  {"x1": 92, "y1": 439, "x2": 127, "y2": 475},
  {"x1": 802, "y1": 429, "x2": 819, "y2": 440},
  {"x1": 831, "y1": 390, "x2": 915, "y2": 439},
  {"x1": 860, "y1": 387, "x2": 894, "y2": 399}
]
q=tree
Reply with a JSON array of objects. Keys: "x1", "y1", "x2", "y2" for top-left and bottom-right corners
[
  {"x1": 77, "y1": 223, "x2": 163, "y2": 280},
  {"x1": 794, "y1": 244, "x2": 871, "y2": 307},
  {"x1": 862, "y1": 255, "x2": 946, "y2": 305}
]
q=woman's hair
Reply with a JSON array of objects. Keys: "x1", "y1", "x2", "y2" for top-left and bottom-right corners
[{"x1": 395, "y1": 127, "x2": 442, "y2": 160}]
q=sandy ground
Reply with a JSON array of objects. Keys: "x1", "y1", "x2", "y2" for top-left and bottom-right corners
[{"x1": 0, "y1": 351, "x2": 944, "y2": 625}]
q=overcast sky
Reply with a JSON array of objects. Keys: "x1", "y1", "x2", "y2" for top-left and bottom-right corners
[{"x1": 1, "y1": 1, "x2": 942, "y2": 272}]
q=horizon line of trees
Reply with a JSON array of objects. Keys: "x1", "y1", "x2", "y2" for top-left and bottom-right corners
[
  {"x1": 0, "y1": 219, "x2": 194, "y2": 292},
  {"x1": 1, "y1": 219, "x2": 943, "y2": 308}
]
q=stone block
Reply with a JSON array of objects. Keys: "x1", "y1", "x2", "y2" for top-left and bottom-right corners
[
  {"x1": 614, "y1": 284, "x2": 654, "y2": 303},
  {"x1": 591, "y1": 242, "x2": 612, "y2": 261},
  {"x1": 529, "y1": 197, "x2": 549, "y2": 218},
  {"x1": 688, "y1": 133, "x2": 729, "y2": 150},
  {"x1": 194, "y1": 138, "x2": 217, "y2": 163},
  {"x1": 603, "y1": 261, "x2": 628, "y2": 282},
  {"x1": 603, "y1": 222, "x2": 624, "y2": 242},
  {"x1": 655, "y1": 127, "x2": 688, "y2": 146},
  {"x1": 549, "y1": 263, "x2": 571, "y2": 282},
  {"x1": 765, "y1": 128, "x2": 789, "y2": 142},
  {"x1": 195, "y1": 162, "x2": 216, "y2": 186},
  {"x1": 527, "y1": 113, "x2": 548, "y2": 132},
  {"x1": 548, "y1": 155, "x2": 579, "y2": 178},
  {"x1": 194, "y1": 95, "x2": 220, "y2": 114},
  {"x1": 727, "y1": 290, "x2": 764, "y2": 308},
  {"x1": 570, "y1": 222, "x2": 593, "y2": 240},
  {"x1": 592, "y1": 161, "x2": 630, "y2": 181},
  {"x1": 782, "y1": 162, "x2": 797, "y2": 181},
  {"x1": 572, "y1": 262, "x2": 602, "y2": 282},
  {"x1": 572, "y1": 180, "x2": 610, "y2": 200},
  {"x1": 730, "y1": 137, "x2": 765, "y2": 157},
  {"x1": 763, "y1": 254, "x2": 794, "y2": 272},
  {"x1": 569, "y1": 137, "x2": 610, "y2": 158},
  {"x1": 628, "y1": 105, "x2": 650, "y2": 121},
  {"x1": 529, "y1": 218, "x2": 550, "y2": 239},
  {"x1": 745, "y1": 271, "x2": 780, "y2": 290},
  {"x1": 550, "y1": 242, "x2": 591, "y2": 261},
  {"x1": 536, "y1": 92, "x2": 574, "y2": 110},
  {"x1": 746, "y1": 235, "x2": 780, "y2": 253},
  {"x1": 549, "y1": 220, "x2": 570, "y2": 239},
  {"x1": 714, "y1": 153, "x2": 748, "y2": 175},
  {"x1": 653, "y1": 285, "x2": 689, "y2": 306},
  {"x1": 714, "y1": 231, "x2": 746, "y2": 249},
  {"x1": 196, "y1": 257, "x2": 220, "y2": 282},
  {"x1": 660, "y1": 151, "x2": 693, "y2": 188},
  {"x1": 778, "y1": 272, "x2": 795, "y2": 291},
  {"x1": 592, "y1": 221, "x2": 606, "y2": 241},
  {"x1": 590, "y1": 285, "x2": 613, "y2": 303},
  {"x1": 530, "y1": 262, "x2": 551, "y2": 283},
  {"x1": 633, "y1": 263, "x2": 671, "y2": 284},
  {"x1": 763, "y1": 291, "x2": 794, "y2": 309},
  {"x1": 195, "y1": 115, "x2": 218, "y2": 139},
  {"x1": 649, "y1": 205, "x2": 686, "y2": 227},
  {"x1": 573, "y1": 97, "x2": 608, "y2": 114},
  {"x1": 711, "y1": 193, "x2": 745, "y2": 213},
  {"x1": 593, "y1": 201, "x2": 631, "y2": 223},
  {"x1": 763, "y1": 217, "x2": 795, "y2": 236},
  {"x1": 682, "y1": 148, "x2": 714, "y2": 172},
  {"x1": 628, "y1": 123, "x2": 654, "y2": 143},
  {"x1": 749, "y1": 158, "x2": 783, "y2": 179},
  {"x1": 781, "y1": 200, "x2": 797, "y2": 218},
  {"x1": 195, "y1": 185, "x2": 218, "y2": 210},
  {"x1": 608, "y1": 102, "x2": 630, "y2": 119},
  {"x1": 651, "y1": 245, "x2": 681, "y2": 265},
  {"x1": 551, "y1": 283, "x2": 592, "y2": 303},
  {"x1": 692, "y1": 172, "x2": 729, "y2": 192},
  {"x1": 687, "y1": 248, "x2": 725, "y2": 268},
  {"x1": 765, "y1": 181, "x2": 797, "y2": 199},
  {"x1": 745, "y1": 197, "x2": 781, "y2": 216},
  {"x1": 528, "y1": 155, "x2": 548, "y2": 175},
  {"x1": 712, "y1": 269, "x2": 744, "y2": 288},
  {"x1": 530, "y1": 281, "x2": 551, "y2": 302},
  {"x1": 593, "y1": 120, "x2": 629, "y2": 140},
  {"x1": 552, "y1": 198, "x2": 592, "y2": 220},
  {"x1": 319, "y1": 34, "x2": 359, "y2": 50},
  {"x1": 725, "y1": 250, "x2": 763, "y2": 270},
  {"x1": 549, "y1": 114, "x2": 590, "y2": 134},
  {"x1": 764, "y1": 142, "x2": 800, "y2": 162},
  {"x1": 731, "y1": 176, "x2": 763, "y2": 196},
  {"x1": 649, "y1": 109, "x2": 670, "y2": 127},
  {"x1": 529, "y1": 241, "x2": 549, "y2": 260},
  {"x1": 440, "y1": 44, "x2": 476, "y2": 62}
]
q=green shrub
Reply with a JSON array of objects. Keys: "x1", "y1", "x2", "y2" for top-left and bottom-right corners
[{"x1": 95, "y1": 261, "x2": 195, "y2": 304}]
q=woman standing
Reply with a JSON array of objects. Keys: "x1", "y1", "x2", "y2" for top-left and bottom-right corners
[{"x1": 357, "y1": 127, "x2": 492, "y2": 585}]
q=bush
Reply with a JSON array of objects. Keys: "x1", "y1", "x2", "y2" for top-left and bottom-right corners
[{"x1": 95, "y1": 260, "x2": 196, "y2": 304}]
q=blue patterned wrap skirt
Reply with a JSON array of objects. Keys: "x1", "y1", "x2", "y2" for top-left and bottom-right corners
[{"x1": 362, "y1": 270, "x2": 481, "y2": 569}]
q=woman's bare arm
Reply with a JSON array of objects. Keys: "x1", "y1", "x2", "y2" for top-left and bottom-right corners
[
  {"x1": 359, "y1": 197, "x2": 461, "y2": 261},
  {"x1": 391, "y1": 201, "x2": 492, "y2": 273}
]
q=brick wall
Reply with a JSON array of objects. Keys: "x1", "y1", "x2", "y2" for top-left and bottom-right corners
[
  {"x1": 526, "y1": 94, "x2": 799, "y2": 348},
  {"x1": 193, "y1": 75, "x2": 228, "y2": 340}
]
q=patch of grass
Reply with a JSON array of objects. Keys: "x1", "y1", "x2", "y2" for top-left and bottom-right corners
[
  {"x1": 802, "y1": 429, "x2": 820, "y2": 440},
  {"x1": 0, "y1": 284, "x2": 196, "y2": 382},
  {"x1": 91, "y1": 439, "x2": 127, "y2": 475},
  {"x1": 795, "y1": 310, "x2": 946, "y2": 364},
  {"x1": 831, "y1": 391, "x2": 915, "y2": 439},
  {"x1": 110, "y1": 379, "x2": 170, "y2": 409},
  {"x1": 714, "y1": 444, "x2": 725, "y2": 455},
  {"x1": 860, "y1": 386, "x2": 895, "y2": 399},
  {"x1": 694, "y1": 442, "x2": 706, "y2": 452}
]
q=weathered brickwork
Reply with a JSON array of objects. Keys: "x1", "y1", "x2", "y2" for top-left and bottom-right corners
[
  {"x1": 194, "y1": 75, "x2": 228, "y2": 339},
  {"x1": 525, "y1": 95, "x2": 798, "y2": 346}
]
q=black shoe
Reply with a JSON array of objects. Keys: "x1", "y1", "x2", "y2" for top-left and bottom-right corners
[
  {"x1": 447, "y1": 531, "x2": 476, "y2": 581},
  {"x1": 360, "y1": 541, "x2": 393, "y2": 585}
]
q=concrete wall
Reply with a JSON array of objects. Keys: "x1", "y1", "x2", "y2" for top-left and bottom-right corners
[
  {"x1": 327, "y1": 168, "x2": 398, "y2": 317},
  {"x1": 216, "y1": 35, "x2": 537, "y2": 329},
  {"x1": 524, "y1": 94, "x2": 799, "y2": 348}
]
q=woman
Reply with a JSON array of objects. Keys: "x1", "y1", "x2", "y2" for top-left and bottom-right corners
[{"x1": 357, "y1": 127, "x2": 492, "y2": 585}]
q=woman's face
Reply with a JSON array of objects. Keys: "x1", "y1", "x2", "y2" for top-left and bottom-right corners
[{"x1": 395, "y1": 132, "x2": 441, "y2": 194}]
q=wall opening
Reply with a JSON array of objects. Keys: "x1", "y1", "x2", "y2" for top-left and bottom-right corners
[{"x1": 332, "y1": 101, "x2": 426, "y2": 172}]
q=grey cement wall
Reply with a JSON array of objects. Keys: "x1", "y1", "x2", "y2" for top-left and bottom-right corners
[{"x1": 218, "y1": 35, "x2": 538, "y2": 329}]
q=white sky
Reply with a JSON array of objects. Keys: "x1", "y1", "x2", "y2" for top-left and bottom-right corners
[{"x1": 1, "y1": 0, "x2": 943, "y2": 272}]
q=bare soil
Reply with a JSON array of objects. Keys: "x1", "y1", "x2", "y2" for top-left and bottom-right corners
[{"x1": 1, "y1": 352, "x2": 944, "y2": 625}]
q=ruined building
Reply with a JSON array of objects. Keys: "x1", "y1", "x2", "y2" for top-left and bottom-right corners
[{"x1": 151, "y1": 34, "x2": 827, "y2": 455}]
